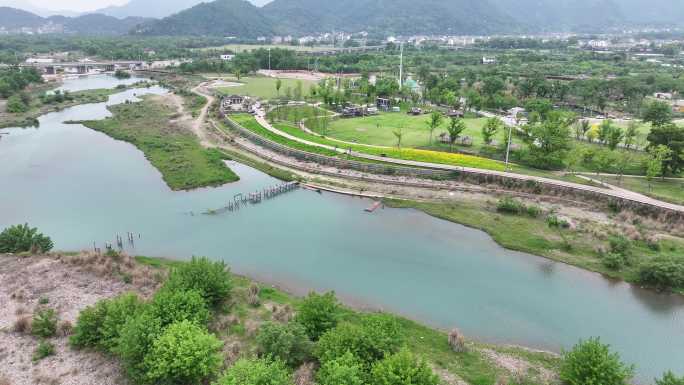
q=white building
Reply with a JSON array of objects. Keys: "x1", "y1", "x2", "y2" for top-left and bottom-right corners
[{"x1": 220, "y1": 54, "x2": 235, "y2": 61}]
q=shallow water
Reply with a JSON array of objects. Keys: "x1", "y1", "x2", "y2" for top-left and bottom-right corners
[{"x1": 1, "y1": 75, "x2": 682, "y2": 382}]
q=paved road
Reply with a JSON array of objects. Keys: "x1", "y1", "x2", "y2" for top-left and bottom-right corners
[{"x1": 252, "y1": 114, "x2": 684, "y2": 213}]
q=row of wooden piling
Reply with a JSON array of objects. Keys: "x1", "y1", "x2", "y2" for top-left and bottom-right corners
[
  {"x1": 93, "y1": 232, "x2": 141, "y2": 254},
  {"x1": 208, "y1": 181, "x2": 299, "y2": 215}
]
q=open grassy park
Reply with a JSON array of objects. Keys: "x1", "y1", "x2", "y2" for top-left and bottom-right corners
[{"x1": 215, "y1": 76, "x2": 316, "y2": 100}]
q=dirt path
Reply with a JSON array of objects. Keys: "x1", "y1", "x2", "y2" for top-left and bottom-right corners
[{"x1": 190, "y1": 83, "x2": 218, "y2": 148}]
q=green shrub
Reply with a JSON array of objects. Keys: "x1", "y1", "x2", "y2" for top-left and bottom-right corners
[
  {"x1": 525, "y1": 205, "x2": 542, "y2": 218},
  {"x1": 149, "y1": 288, "x2": 210, "y2": 327},
  {"x1": 546, "y1": 215, "x2": 570, "y2": 229},
  {"x1": 609, "y1": 235, "x2": 632, "y2": 256},
  {"x1": 213, "y1": 358, "x2": 290, "y2": 385},
  {"x1": 32, "y1": 309, "x2": 58, "y2": 338},
  {"x1": 316, "y1": 313, "x2": 403, "y2": 369},
  {"x1": 115, "y1": 311, "x2": 163, "y2": 383},
  {"x1": 496, "y1": 197, "x2": 525, "y2": 214},
  {"x1": 0, "y1": 223, "x2": 53, "y2": 253},
  {"x1": 33, "y1": 340, "x2": 55, "y2": 362},
  {"x1": 603, "y1": 253, "x2": 627, "y2": 271},
  {"x1": 70, "y1": 293, "x2": 143, "y2": 352},
  {"x1": 638, "y1": 256, "x2": 684, "y2": 290},
  {"x1": 371, "y1": 348, "x2": 439, "y2": 385},
  {"x1": 560, "y1": 337, "x2": 634, "y2": 385},
  {"x1": 294, "y1": 291, "x2": 340, "y2": 340},
  {"x1": 144, "y1": 320, "x2": 223, "y2": 385},
  {"x1": 7, "y1": 94, "x2": 29, "y2": 113},
  {"x1": 316, "y1": 351, "x2": 365, "y2": 385},
  {"x1": 256, "y1": 322, "x2": 312, "y2": 367},
  {"x1": 164, "y1": 256, "x2": 232, "y2": 306},
  {"x1": 656, "y1": 371, "x2": 684, "y2": 385}
]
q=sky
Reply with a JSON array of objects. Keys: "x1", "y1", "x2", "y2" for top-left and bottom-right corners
[{"x1": 0, "y1": 0, "x2": 268, "y2": 13}]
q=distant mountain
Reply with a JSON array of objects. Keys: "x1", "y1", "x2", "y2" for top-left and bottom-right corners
[
  {"x1": 261, "y1": 0, "x2": 516, "y2": 35},
  {"x1": 0, "y1": 6, "x2": 44, "y2": 28},
  {"x1": 0, "y1": 7, "x2": 151, "y2": 35},
  {"x1": 134, "y1": 0, "x2": 274, "y2": 37}
]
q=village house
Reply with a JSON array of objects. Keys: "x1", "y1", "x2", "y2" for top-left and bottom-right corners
[{"x1": 221, "y1": 95, "x2": 253, "y2": 114}]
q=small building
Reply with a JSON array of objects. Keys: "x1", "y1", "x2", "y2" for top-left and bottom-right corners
[
  {"x1": 447, "y1": 109, "x2": 464, "y2": 118},
  {"x1": 220, "y1": 54, "x2": 235, "y2": 61},
  {"x1": 377, "y1": 97, "x2": 391, "y2": 111},
  {"x1": 482, "y1": 56, "x2": 497, "y2": 65},
  {"x1": 655, "y1": 92, "x2": 673, "y2": 100},
  {"x1": 221, "y1": 95, "x2": 252, "y2": 113}
]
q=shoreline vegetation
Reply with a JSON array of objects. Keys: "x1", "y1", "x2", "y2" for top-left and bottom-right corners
[
  {"x1": 0, "y1": 81, "x2": 153, "y2": 129},
  {"x1": 75, "y1": 95, "x2": 239, "y2": 190}
]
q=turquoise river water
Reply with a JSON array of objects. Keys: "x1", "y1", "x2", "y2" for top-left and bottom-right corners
[{"x1": 0, "y1": 75, "x2": 682, "y2": 383}]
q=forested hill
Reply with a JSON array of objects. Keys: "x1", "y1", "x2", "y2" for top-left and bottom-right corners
[
  {"x1": 132, "y1": 0, "x2": 274, "y2": 37},
  {"x1": 135, "y1": 0, "x2": 684, "y2": 37},
  {"x1": 260, "y1": 0, "x2": 516, "y2": 36},
  {"x1": 0, "y1": 7, "x2": 151, "y2": 35}
]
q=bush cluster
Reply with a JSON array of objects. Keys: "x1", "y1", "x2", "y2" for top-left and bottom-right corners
[
  {"x1": 32, "y1": 308, "x2": 58, "y2": 338},
  {"x1": 70, "y1": 256, "x2": 230, "y2": 385},
  {"x1": 496, "y1": 197, "x2": 541, "y2": 217},
  {"x1": 294, "y1": 291, "x2": 340, "y2": 340},
  {"x1": 0, "y1": 223, "x2": 53, "y2": 253},
  {"x1": 638, "y1": 256, "x2": 684, "y2": 290},
  {"x1": 560, "y1": 337, "x2": 634, "y2": 385}
]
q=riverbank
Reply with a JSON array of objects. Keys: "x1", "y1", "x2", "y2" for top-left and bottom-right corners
[
  {"x1": 0, "y1": 82, "x2": 154, "y2": 129},
  {"x1": 74, "y1": 95, "x2": 239, "y2": 190},
  {"x1": 0, "y1": 251, "x2": 561, "y2": 385}
]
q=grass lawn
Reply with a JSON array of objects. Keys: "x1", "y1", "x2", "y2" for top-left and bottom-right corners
[
  {"x1": 216, "y1": 76, "x2": 316, "y2": 100},
  {"x1": 324, "y1": 112, "x2": 519, "y2": 151},
  {"x1": 136, "y1": 255, "x2": 561, "y2": 385},
  {"x1": 77, "y1": 96, "x2": 238, "y2": 190},
  {"x1": 592, "y1": 175, "x2": 684, "y2": 205}
]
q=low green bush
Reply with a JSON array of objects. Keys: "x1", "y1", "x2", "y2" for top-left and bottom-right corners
[
  {"x1": 70, "y1": 292, "x2": 143, "y2": 352},
  {"x1": 546, "y1": 215, "x2": 570, "y2": 229},
  {"x1": 370, "y1": 348, "x2": 439, "y2": 385},
  {"x1": 609, "y1": 235, "x2": 632, "y2": 256},
  {"x1": 32, "y1": 309, "x2": 58, "y2": 338},
  {"x1": 164, "y1": 256, "x2": 232, "y2": 306},
  {"x1": 294, "y1": 291, "x2": 340, "y2": 341},
  {"x1": 115, "y1": 311, "x2": 164, "y2": 383},
  {"x1": 144, "y1": 320, "x2": 223, "y2": 385},
  {"x1": 213, "y1": 358, "x2": 290, "y2": 385},
  {"x1": 316, "y1": 351, "x2": 365, "y2": 385},
  {"x1": 33, "y1": 340, "x2": 55, "y2": 362},
  {"x1": 256, "y1": 321, "x2": 312, "y2": 367},
  {"x1": 603, "y1": 253, "x2": 628, "y2": 271},
  {"x1": 316, "y1": 313, "x2": 403, "y2": 370},
  {"x1": 496, "y1": 197, "x2": 526, "y2": 214},
  {"x1": 0, "y1": 223, "x2": 53, "y2": 253},
  {"x1": 560, "y1": 337, "x2": 634, "y2": 385},
  {"x1": 638, "y1": 256, "x2": 684, "y2": 290},
  {"x1": 149, "y1": 288, "x2": 210, "y2": 327}
]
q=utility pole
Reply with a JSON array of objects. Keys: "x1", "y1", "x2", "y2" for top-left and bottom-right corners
[{"x1": 398, "y1": 42, "x2": 404, "y2": 88}]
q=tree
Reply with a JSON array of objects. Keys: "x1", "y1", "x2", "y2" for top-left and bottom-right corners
[
  {"x1": 623, "y1": 121, "x2": 639, "y2": 149},
  {"x1": 6, "y1": 94, "x2": 28, "y2": 113},
  {"x1": 642, "y1": 100, "x2": 673, "y2": 127},
  {"x1": 482, "y1": 117, "x2": 502, "y2": 145},
  {"x1": 163, "y1": 256, "x2": 232, "y2": 307},
  {"x1": 656, "y1": 371, "x2": 684, "y2": 385},
  {"x1": 0, "y1": 223, "x2": 53, "y2": 253},
  {"x1": 294, "y1": 80, "x2": 303, "y2": 101},
  {"x1": 295, "y1": 291, "x2": 340, "y2": 340},
  {"x1": 393, "y1": 127, "x2": 404, "y2": 153},
  {"x1": 593, "y1": 149, "x2": 616, "y2": 181},
  {"x1": 214, "y1": 358, "x2": 290, "y2": 385},
  {"x1": 597, "y1": 120, "x2": 614, "y2": 145},
  {"x1": 646, "y1": 123, "x2": 684, "y2": 174},
  {"x1": 144, "y1": 321, "x2": 222, "y2": 385},
  {"x1": 447, "y1": 117, "x2": 466, "y2": 151},
  {"x1": 316, "y1": 352, "x2": 365, "y2": 385},
  {"x1": 522, "y1": 112, "x2": 573, "y2": 169},
  {"x1": 646, "y1": 145, "x2": 673, "y2": 189},
  {"x1": 607, "y1": 125, "x2": 624, "y2": 151},
  {"x1": 560, "y1": 338, "x2": 634, "y2": 385},
  {"x1": 574, "y1": 120, "x2": 591, "y2": 140},
  {"x1": 371, "y1": 348, "x2": 439, "y2": 385},
  {"x1": 427, "y1": 111, "x2": 443, "y2": 145},
  {"x1": 275, "y1": 78, "x2": 282, "y2": 97},
  {"x1": 149, "y1": 288, "x2": 210, "y2": 327},
  {"x1": 256, "y1": 322, "x2": 312, "y2": 367}
]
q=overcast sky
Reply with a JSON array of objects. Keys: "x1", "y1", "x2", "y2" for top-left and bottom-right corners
[{"x1": 0, "y1": 0, "x2": 268, "y2": 12}]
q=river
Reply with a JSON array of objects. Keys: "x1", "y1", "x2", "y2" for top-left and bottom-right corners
[{"x1": 0, "y1": 75, "x2": 682, "y2": 383}]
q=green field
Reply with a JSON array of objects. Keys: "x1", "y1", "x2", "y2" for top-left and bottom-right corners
[
  {"x1": 591, "y1": 175, "x2": 684, "y2": 205},
  {"x1": 216, "y1": 76, "x2": 316, "y2": 100},
  {"x1": 78, "y1": 96, "x2": 238, "y2": 190},
  {"x1": 324, "y1": 112, "x2": 518, "y2": 151}
]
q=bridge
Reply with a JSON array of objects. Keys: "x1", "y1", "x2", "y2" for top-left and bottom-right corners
[{"x1": 20, "y1": 61, "x2": 145, "y2": 75}]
